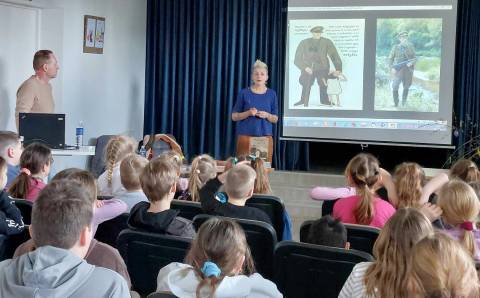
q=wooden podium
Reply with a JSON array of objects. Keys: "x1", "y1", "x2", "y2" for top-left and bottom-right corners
[{"x1": 236, "y1": 135, "x2": 273, "y2": 163}]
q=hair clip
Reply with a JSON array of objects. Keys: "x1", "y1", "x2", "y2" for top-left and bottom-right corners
[
  {"x1": 460, "y1": 221, "x2": 474, "y2": 231},
  {"x1": 201, "y1": 261, "x2": 221, "y2": 278},
  {"x1": 20, "y1": 168, "x2": 31, "y2": 176},
  {"x1": 195, "y1": 169, "x2": 201, "y2": 174},
  {"x1": 248, "y1": 154, "x2": 257, "y2": 161},
  {"x1": 232, "y1": 157, "x2": 238, "y2": 165}
]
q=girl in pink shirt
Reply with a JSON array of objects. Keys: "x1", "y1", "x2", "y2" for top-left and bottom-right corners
[
  {"x1": 8, "y1": 143, "x2": 51, "y2": 202},
  {"x1": 332, "y1": 153, "x2": 396, "y2": 228}
]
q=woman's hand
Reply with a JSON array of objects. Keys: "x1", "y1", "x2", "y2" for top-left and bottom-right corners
[
  {"x1": 256, "y1": 111, "x2": 270, "y2": 119},
  {"x1": 249, "y1": 107, "x2": 258, "y2": 116}
]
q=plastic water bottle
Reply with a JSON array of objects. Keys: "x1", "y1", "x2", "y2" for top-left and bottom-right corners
[
  {"x1": 139, "y1": 145, "x2": 147, "y2": 158},
  {"x1": 76, "y1": 121, "x2": 84, "y2": 149}
]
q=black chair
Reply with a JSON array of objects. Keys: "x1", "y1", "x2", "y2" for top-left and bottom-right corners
[
  {"x1": 321, "y1": 199, "x2": 338, "y2": 216},
  {"x1": 97, "y1": 195, "x2": 114, "y2": 200},
  {"x1": 117, "y1": 229, "x2": 192, "y2": 296},
  {"x1": 12, "y1": 199, "x2": 33, "y2": 225},
  {"x1": 192, "y1": 214, "x2": 276, "y2": 279},
  {"x1": 300, "y1": 220, "x2": 380, "y2": 255},
  {"x1": 147, "y1": 291, "x2": 178, "y2": 298},
  {"x1": 0, "y1": 227, "x2": 31, "y2": 261},
  {"x1": 90, "y1": 134, "x2": 114, "y2": 178},
  {"x1": 274, "y1": 241, "x2": 373, "y2": 298},
  {"x1": 171, "y1": 200, "x2": 203, "y2": 220},
  {"x1": 246, "y1": 194, "x2": 285, "y2": 240},
  {"x1": 94, "y1": 213, "x2": 129, "y2": 248}
]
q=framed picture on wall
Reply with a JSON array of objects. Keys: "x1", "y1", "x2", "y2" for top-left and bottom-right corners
[{"x1": 83, "y1": 15, "x2": 105, "y2": 54}]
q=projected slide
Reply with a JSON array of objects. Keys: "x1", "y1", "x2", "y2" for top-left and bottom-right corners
[
  {"x1": 374, "y1": 18, "x2": 443, "y2": 112},
  {"x1": 283, "y1": 0, "x2": 458, "y2": 146},
  {"x1": 288, "y1": 19, "x2": 365, "y2": 110}
]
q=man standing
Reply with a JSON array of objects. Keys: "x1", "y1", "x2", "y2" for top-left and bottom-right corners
[
  {"x1": 389, "y1": 31, "x2": 416, "y2": 107},
  {"x1": 15, "y1": 50, "x2": 59, "y2": 129},
  {"x1": 294, "y1": 26, "x2": 342, "y2": 107}
]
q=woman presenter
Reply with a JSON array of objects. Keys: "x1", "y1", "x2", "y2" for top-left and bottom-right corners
[{"x1": 232, "y1": 60, "x2": 278, "y2": 162}]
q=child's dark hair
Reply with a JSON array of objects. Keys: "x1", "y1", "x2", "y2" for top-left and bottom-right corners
[
  {"x1": 0, "y1": 156, "x2": 6, "y2": 174},
  {"x1": 8, "y1": 142, "x2": 51, "y2": 199},
  {"x1": 307, "y1": 215, "x2": 347, "y2": 248}
]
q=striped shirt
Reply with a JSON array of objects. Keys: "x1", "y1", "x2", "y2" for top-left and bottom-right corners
[{"x1": 338, "y1": 262, "x2": 372, "y2": 298}]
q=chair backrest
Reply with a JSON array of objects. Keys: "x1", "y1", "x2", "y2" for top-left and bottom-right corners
[
  {"x1": 192, "y1": 214, "x2": 277, "y2": 279},
  {"x1": 147, "y1": 292, "x2": 178, "y2": 298},
  {"x1": 274, "y1": 241, "x2": 373, "y2": 298},
  {"x1": 12, "y1": 199, "x2": 33, "y2": 225},
  {"x1": 117, "y1": 229, "x2": 192, "y2": 296},
  {"x1": 321, "y1": 199, "x2": 338, "y2": 216},
  {"x1": 90, "y1": 135, "x2": 115, "y2": 178},
  {"x1": 299, "y1": 220, "x2": 380, "y2": 255},
  {"x1": 94, "y1": 213, "x2": 130, "y2": 248},
  {"x1": 246, "y1": 194, "x2": 285, "y2": 240},
  {"x1": 170, "y1": 200, "x2": 203, "y2": 220}
]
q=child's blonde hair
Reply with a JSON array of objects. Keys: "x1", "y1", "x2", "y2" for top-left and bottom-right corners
[
  {"x1": 185, "y1": 217, "x2": 255, "y2": 298},
  {"x1": 393, "y1": 162, "x2": 426, "y2": 208},
  {"x1": 409, "y1": 232, "x2": 479, "y2": 298},
  {"x1": 224, "y1": 164, "x2": 256, "y2": 199},
  {"x1": 120, "y1": 154, "x2": 148, "y2": 191},
  {"x1": 345, "y1": 153, "x2": 380, "y2": 225},
  {"x1": 364, "y1": 208, "x2": 434, "y2": 297},
  {"x1": 140, "y1": 157, "x2": 178, "y2": 202},
  {"x1": 188, "y1": 154, "x2": 216, "y2": 202},
  {"x1": 104, "y1": 135, "x2": 137, "y2": 187},
  {"x1": 450, "y1": 158, "x2": 480, "y2": 183},
  {"x1": 437, "y1": 179, "x2": 480, "y2": 258},
  {"x1": 251, "y1": 158, "x2": 272, "y2": 194},
  {"x1": 157, "y1": 150, "x2": 183, "y2": 174}
]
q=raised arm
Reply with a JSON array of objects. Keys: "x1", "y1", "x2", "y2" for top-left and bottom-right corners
[
  {"x1": 419, "y1": 172, "x2": 449, "y2": 205},
  {"x1": 310, "y1": 186, "x2": 356, "y2": 201},
  {"x1": 379, "y1": 168, "x2": 398, "y2": 207}
]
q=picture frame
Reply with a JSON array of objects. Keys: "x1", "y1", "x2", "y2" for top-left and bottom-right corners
[{"x1": 83, "y1": 15, "x2": 105, "y2": 54}]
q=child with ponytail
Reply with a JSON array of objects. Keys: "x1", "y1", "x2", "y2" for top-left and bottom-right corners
[
  {"x1": 184, "y1": 154, "x2": 217, "y2": 202},
  {"x1": 450, "y1": 158, "x2": 480, "y2": 183},
  {"x1": 156, "y1": 217, "x2": 282, "y2": 298},
  {"x1": 250, "y1": 157, "x2": 272, "y2": 194},
  {"x1": 97, "y1": 135, "x2": 137, "y2": 196},
  {"x1": 8, "y1": 142, "x2": 52, "y2": 202},
  {"x1": 437, "y1": 179, "x2": 480, "y2": 260},
  {"x1": 333, "y1": 153, "x2": 396, "y2": 228}
]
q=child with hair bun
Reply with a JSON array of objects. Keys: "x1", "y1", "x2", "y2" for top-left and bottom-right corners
[
  {"x1": 183, "y1": 154, "x2": 217, "y2": 202},
  {"x1": 333, "y1": 153, "x2": 396, "y2": 228},
  {"x1": 8, "y1": 142, "x2": 52, "y2": 202},
  {"x1": 97, "y1": 135, "x2": 137, "y2": 196},
  {"x1": 156, "y1": 217, "x2": 282, "y2": 298},
  {"x1": 437, "y1": 179, "x2": 480, "y2": 260}
]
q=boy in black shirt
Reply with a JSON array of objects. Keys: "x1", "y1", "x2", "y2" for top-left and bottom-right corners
[{"x1": 199, "y1": 163, "x2": 271, "y2": 225}]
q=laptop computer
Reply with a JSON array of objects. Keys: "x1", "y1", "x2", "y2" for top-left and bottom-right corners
[{"x1": 19, "y1": 113, "x2": 65, "y2": 149}]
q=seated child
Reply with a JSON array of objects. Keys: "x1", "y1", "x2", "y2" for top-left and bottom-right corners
[
  {"x1": 332, "y1": 153, "x2": 396, "y2": 228},
  {"x1": 182, "y1": 154, "x2": 216, "y2": 202},
  {"x1": 437, "y1": 179, "x2": 480, "y2": 260},
  {"x1": 0, "y1": 131, "x2": 23, "y2": 189},
  {"x1": 0, "y1": 157, "x2": 24, "y2": 235},
  {"x1": 199, "y1": 163, "x2": 271, "y2": 224},
  {"x1": 13, "y1": 168, "x2": 130, "y2": 287},
  {"x1": 0, "y1": 180, "x2": 130, "y2": 297},
  {"x1": 156, "y1": 150, "x2": 189, "y2": 193},
  {"x1": 307, "y1": 215, "x2": 349, "y2": 249},
  {"x1": 116, "y1": 154, "x2": 149, "y2": 211},
  {"x1": 97, "y1": 135, "x2": 137, "y2": 196},
  {"x1": 128, "y1": 157, "x2": 195, "y2": 238},
  {"x1": 449, "y1": 158, "x2": 480, "y2": 183},
  {"x1": 156, "y1": 217, "x2": 282, "y2": 298},
  {"x1": 8, "y1": 142, "x2": 51, "y2": 202},
  {"x1": 408, "y1": 233, "x2": 479, "y2": 297}
]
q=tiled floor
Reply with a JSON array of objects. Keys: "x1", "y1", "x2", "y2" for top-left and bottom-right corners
[{"x1": 269, "y1": 170, "x2": 346, "y2": 241}]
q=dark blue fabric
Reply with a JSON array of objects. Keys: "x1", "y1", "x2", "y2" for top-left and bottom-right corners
[
  {"x1": 453, "y1": 0, "x2": 480, "y2": 157},
  {"x1": 282, "y1": 209, "x2": 293, "y2": 241},
  {"x1": 232, "y1": 88, "x2": 278, "y2": 136},
  {"x1": 144, "y1": 0, "x2": 309, "y2": 170}
]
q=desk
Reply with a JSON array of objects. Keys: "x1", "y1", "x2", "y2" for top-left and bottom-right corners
[{"x1": 51, "y1": 146, "x2": 96, "y2": 156}]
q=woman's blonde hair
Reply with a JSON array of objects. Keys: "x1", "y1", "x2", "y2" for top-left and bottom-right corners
[
  {"x1": 252, "y1": 59, "x2": 268, "y2": 73},
  {"x1": 437, "y1": 179, "x2": 480, "y2": 258},
  {"x1": 188, "y1": 154, "x2": 216, "y2": 202},
  {"x1": 251, "y1": 158, "x2": 272, "y2": 194},
  {"x1": 394, "y1": 162, "x2": 426, "y2": 208},
  {"x1": 364, "y1": 208, "x2": 434, "y2": 297},
  {"x1": 345, "y1": 153, "x2": 380, "y2": 225},
  {"x1": 409, "y1": 232, "x2": 479, "y2": 298},
  {"x1": 104, "y1": 135, "x2": 137, "y2": 187},
  {"x1": 450, "y1": 158, "x2": 480, "y2": 183},
  {"x1": 185, "y1": 218, "x2": 255, "y2": 298}
]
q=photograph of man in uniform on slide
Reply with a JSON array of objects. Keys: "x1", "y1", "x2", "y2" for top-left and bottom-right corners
[
  {"x1": 293, "y1": 26, "x2": 343, "y2": 107},
  {"x1": 389, "y1": 31, "x2": 416, "y2": 107}
]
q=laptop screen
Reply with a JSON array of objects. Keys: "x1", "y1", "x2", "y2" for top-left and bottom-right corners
[{"x1": 19, "y1": 113, "x2": 65, "y2": 149}]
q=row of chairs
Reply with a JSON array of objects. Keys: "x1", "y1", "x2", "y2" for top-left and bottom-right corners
[{"x1": 117, "y1": 214, "x2": 374, "y2": 297}]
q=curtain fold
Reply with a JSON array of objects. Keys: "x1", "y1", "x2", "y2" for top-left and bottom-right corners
[{"x1": 144, "y1": 0, "x2": 309, "y2": 170}]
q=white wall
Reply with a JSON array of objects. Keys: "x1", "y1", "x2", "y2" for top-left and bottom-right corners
[
  {"x1": 0, "y1": 0, "x2": 147, "y2": 142},
  {"x1": 0, "y1": 0, "x2": 146, "y2": 171}
]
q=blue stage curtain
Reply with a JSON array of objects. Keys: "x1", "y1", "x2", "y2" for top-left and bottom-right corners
[
  {"x1": 453, "y1": 0, "x2": 480, "y2": 156},
  {"x1": 144, "y1": 0, "x2": 309, "y2": 170}
]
